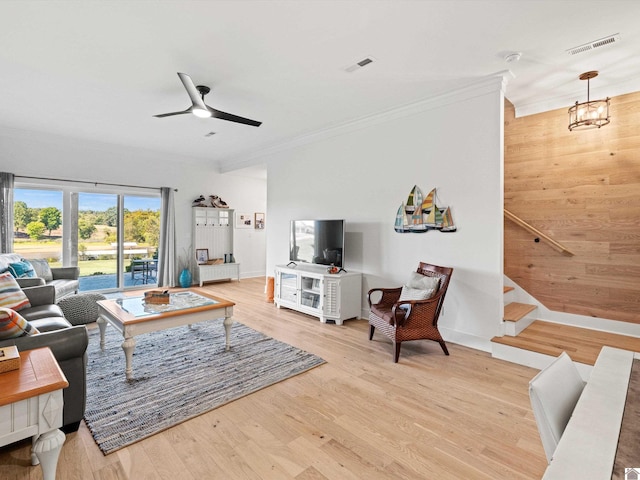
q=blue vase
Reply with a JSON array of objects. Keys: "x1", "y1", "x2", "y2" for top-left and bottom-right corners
[{"x1": 179, "y1": 268, "x2": 192, "y2": 288}]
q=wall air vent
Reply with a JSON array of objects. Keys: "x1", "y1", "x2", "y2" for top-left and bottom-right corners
[
  {"x1": 566, "y1": 34, "x2": 620, "y2": 55},
  {"x1": 344, "y1": 56, "x2": 376, "y2": 73}
]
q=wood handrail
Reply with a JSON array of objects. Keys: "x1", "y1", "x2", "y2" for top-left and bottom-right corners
[{"x1": 504, "y1": 209, "x2": 575, "y2": 257}]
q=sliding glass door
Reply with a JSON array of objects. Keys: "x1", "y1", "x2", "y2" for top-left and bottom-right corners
[
  {"x1": 123, "y1": 195, "x2": 161, "y2": 287},
  {"x1": 77, "y1": 192, "x2": 119, "y2": 291},
  {"x1": 13, "y1": 183, "x2": 161, "y2": 292}
]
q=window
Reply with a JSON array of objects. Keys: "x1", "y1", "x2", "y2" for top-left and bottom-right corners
[
  {"x1": 13, "y1": 181, "x2": 160, "y2": 292},
  {"x1": 13, "y1": 188, "x2": 63, "y2": 267}
]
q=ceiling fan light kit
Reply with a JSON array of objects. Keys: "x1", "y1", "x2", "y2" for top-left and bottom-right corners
[
  {"x1": 154, "y1": 72, "x2": 261, "y2": 127},
  {"x1": 568, "y1": 71, "x2": 610, "y2": 131},
  {"x1": 192, "y1": 107, "x2": 212, "y2": 118}
]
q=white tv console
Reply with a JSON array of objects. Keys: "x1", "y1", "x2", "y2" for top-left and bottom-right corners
[{"x1": 274, "y1": 263, "x2": 362, "y2": 325}]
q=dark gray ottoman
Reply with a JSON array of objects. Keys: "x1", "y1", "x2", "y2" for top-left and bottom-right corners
[{"x1": 57, "y1": 292, "x2": 107, "y2": 325}]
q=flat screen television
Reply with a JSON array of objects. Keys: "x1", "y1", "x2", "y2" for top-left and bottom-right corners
[{"x1": 290, "y1": 219, "x2": 345, "y2": 268}]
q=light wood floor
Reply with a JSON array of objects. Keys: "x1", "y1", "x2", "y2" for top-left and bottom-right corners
[
  {"x1": 492, "y1": 320, "x2": 640, "y2": 366},
  {"x1": 1, "y1": 277, "x2": 547, "y2": 479}
]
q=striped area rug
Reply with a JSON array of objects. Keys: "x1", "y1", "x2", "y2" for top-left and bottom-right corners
[{"x1": 84, "y1": 321, "x2": 325, "y2": 454}]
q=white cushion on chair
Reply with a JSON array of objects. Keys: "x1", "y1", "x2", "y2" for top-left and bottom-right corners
[
  {"x1": 399, "y1": 273, "x2": 440, "y2": 301},
  {"x1": 406, "y1": 271, "x2": 440, "y2": 291},
  {"x1": 399, "y1": 286, "x2": 435, "y2": 301},
  {"x1": 529, "y1": 351, "x2": 585, "y2": 463}
]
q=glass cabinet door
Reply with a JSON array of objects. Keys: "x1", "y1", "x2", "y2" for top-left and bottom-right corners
[
  {"x1": 279, "y1": 272, "x2": 298, "y2": 304},
  {"x1": 300, "y1": 275, "x2": 322, "y2": 309}
]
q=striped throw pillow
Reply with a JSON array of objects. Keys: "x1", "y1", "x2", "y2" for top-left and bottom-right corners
[
  {"x1": 0, "y1": 307, "x2": 39, "y2": 339},
  {"x1": 0, "y1": 272, "x2": 31, "y2": 311}
]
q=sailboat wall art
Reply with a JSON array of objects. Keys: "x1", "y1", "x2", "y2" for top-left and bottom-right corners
[{"x1": 394, "y1": 185, "x2": 457, "y2": 233}]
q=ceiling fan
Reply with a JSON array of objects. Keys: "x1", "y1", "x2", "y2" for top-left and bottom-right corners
[{"x1": 153, "y1": 72, "x2": 262, "y2": 127}]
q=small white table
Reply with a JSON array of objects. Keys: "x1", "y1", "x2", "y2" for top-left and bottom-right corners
[
  {"x1": 0, "y1": 347, "x2": 68, "y2": 480},
  {"x1": 97, "y1": 290, "x2": 235, "y2": 380}
]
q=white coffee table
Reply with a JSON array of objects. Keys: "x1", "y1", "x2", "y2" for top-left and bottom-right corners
[{"x1": 97, "y1": 290, "x2": 235, "y2": 380}]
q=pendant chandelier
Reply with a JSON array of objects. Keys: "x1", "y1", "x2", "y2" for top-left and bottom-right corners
[{"x1": 568, "y1": 71, "x2": 610, "y2": 131}]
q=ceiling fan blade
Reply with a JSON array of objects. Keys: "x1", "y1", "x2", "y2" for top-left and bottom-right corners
[
  {"x1": 177, "y1": 72, "x2": 207, "y2": 109},
  {"x1": 153, "y1": 108, "x2": 192, "y2": 118},
  {"x1": 209, "y1": 107, "x2": 262, "y2": 127}
]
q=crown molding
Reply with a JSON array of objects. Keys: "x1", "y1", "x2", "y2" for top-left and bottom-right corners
[{"x1": 219, "y1": 72, "x2": 511, "y2": 173}]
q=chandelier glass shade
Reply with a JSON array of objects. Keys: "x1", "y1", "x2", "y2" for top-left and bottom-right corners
[{"x1": 568, "y1": 71, "x2": 610, "y2": 131}]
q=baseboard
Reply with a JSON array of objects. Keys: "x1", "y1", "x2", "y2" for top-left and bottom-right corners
[
  {"x1": 539, "y1": 313, "x2": 640, "y2": 338},
  {"x1": 239, "y1": 271, "x2": 266, "y2": 279},
  {"x1": 440, "y1": 327, "x2": 493, "y2": 353}
]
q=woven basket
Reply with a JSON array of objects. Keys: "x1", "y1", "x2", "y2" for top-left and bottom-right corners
[
  {"x1": 144, "y1": 290, "x2": 170, "y2": 304},
  {"x1": 0, "y1": 346, "x2": 20, "y2": 373}
]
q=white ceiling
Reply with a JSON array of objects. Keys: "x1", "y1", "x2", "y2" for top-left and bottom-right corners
[{"x1": 2, "y1": 1, "x2": 640, "y2": 173}]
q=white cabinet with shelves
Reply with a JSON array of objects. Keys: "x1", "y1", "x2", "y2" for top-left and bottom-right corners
[
  {"x1": 274, "y1": 264, "x2": 361, "y2": 325},
  {"x1": 192, "y1": 207, "x2": 239, "y2": 285},
  {"x1": 197, "y1": 263, "x2": 240, "y2": 286}
]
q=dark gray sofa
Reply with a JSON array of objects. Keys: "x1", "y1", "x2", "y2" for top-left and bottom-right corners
[
  {"x1": 0, "y1": 284, "x2": 88, "y2": 432},
  {"x1": 0, "y1": 253, "x2": 80, "y2": 301}
]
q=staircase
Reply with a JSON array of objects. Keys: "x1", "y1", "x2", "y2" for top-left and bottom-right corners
[
  {"x1": 498, "y1": 214, "x2": 640, "y2": 372},
  {"x1": 503, "y1": 301, "x2": 536, "y2": 336},
  {"x1": 500, "y1": 285, "x2": 538, "y2": 336},
  {"x1": 491, "y1": 284, "x2": 640, "y2": 376}
]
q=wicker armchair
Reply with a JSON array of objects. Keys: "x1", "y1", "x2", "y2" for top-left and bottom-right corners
[{"x1": 367, "y1": 262, "x2": 453, "y2": 362}]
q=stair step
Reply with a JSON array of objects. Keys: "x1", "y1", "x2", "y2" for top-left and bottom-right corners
[
  {"x1": 503, "y1": 286, "x2": 514, "y2": 294},
  {"x1": 492, "y1": 320, "x2": 640, "y2": 367},
  {"x1": 504, "y1": 302, "x2": 537, "y2": 322}
]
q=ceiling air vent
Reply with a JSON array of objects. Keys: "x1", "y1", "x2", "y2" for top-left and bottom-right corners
[
  {"x1": 344, "y1": 56, "x2": 376, "y2": 73},
  {"x1": 566, "y1": 33, "x2": 620, "y2": 55}
]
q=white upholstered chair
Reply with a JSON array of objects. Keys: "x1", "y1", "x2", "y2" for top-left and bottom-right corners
[{"x1": 528, "y1": 352, "x2": 586, "y2": 463}]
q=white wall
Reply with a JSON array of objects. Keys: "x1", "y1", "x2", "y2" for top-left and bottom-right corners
[
  {"x1": 264, "y1": 77, "x2": 505, "y2": 350},
  {"x1": 0, "y1": 128, "x2": 267, "y2": 280}
]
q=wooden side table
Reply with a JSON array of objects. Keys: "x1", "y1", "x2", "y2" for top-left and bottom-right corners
[{"x1": 0, "y1": 347, "x2": 68, "y2": 480}]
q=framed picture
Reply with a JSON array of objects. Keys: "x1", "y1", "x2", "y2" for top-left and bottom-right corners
[
  {"x1": 235, "y1": 212, "x2": 253, "y2": 229},
  {"x1": 255, "y1": 212, "x2": 265, "y2": 229},
  {"x1": 195, "y1": 248, "x2": 209, "y2": 264}
]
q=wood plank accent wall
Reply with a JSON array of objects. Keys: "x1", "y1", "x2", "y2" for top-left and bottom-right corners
[{"x1": 504, "y1": 91, "x2": 640, "y2": 324}]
